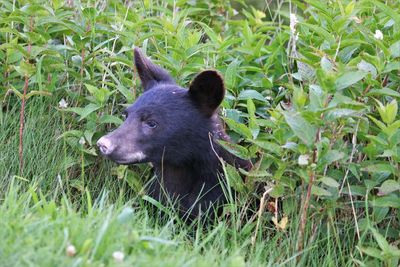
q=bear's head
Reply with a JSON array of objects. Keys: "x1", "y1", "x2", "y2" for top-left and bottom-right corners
[{"x1": 97, "y1": 48, "x2": 226, "y2": 166}]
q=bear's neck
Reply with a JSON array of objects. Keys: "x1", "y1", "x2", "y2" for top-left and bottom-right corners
[{"x1": 149, "y1": 146, "x2": 225, "y2": 218}]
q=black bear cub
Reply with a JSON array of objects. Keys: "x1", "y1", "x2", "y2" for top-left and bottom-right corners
[{"x1": 97, "y1": 48, "x2": 250, "y2": 220}]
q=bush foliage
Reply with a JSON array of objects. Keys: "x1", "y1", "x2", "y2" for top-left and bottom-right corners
[{"x1": 1, "y1": 0, "x2": 399, "y2": 265}]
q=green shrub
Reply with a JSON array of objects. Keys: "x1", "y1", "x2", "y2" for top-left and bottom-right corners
[{"x1": 1, "y1": 0, "x2": 399, "y2": 265}]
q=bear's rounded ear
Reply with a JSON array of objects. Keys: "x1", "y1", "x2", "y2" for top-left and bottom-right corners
[
  {"x1": 134, "y1": 47, "x2": 175, "y2": 91},
  {"x1": 189, "y1": 70, "x2": 225, "y2": 117}
]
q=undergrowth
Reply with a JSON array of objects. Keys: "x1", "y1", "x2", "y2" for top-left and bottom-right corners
[{"x1": 0, "y1": 0, "x2": 399, "y2": 266}]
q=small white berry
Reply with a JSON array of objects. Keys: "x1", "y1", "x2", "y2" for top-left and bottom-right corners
[
  {"x1": 112, "y1": 251, "x2": 124, "y2": 262},
  {"x1": 373, "y1": 30, "x2": 383, "y2": 40},
  {"x1": 66, "y1": 244, "x2": 76, "y2": 257}
]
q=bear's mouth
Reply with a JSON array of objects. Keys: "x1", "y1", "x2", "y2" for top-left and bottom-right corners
[{"x1": 105, "y1": 151, "x2": 147, "y2": 165}]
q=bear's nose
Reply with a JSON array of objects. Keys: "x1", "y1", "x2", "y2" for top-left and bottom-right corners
[{"x1": 97, "y1": 136, "x2": 115, "y2": 155}]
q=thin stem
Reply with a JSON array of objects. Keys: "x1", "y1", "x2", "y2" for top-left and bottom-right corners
[{"x1": 18, "y1": 16, "x2": 33, "y2": 175}]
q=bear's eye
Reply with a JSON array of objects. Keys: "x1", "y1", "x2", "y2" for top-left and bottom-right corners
[
  {"x1": 145, "y1": 120, "x2": 157, "y2": 129},
  {"x1": 122, "y1": 111, "x2": 128, "y2": 120}
]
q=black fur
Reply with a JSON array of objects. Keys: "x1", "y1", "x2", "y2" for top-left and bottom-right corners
[{"x1": 97, "y1": 48, "x2": 251, "y2": 220}]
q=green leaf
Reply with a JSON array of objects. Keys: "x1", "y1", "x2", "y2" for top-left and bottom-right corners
[
  {"x1": 217, "y1": 140, "x2": 249, "y2": 160},
  {"x1": 225, "y1": 59, "x2": 240, "y2": 91},
  {"x1": 361, "y1": 163, "x2": 395, "y2": 175},
  {"x1": 389, "y1": 41, "x2": 400, "y2": 58},
  {"x1": 282, "y1": 111, "x2": 317, "y2": 146},
  {"x1": 335, "y1": 71, "x2": 367, "y2": 90},
  {"x1": 370, "y1": 0, "x2": 400, "y2": 24},
  {"x1": 385, "y1": 99, "x2": 398, "y2": 125},
  {"x1": 367, "y1": 87, "x2": 400, "y2": 98},
  {"x1": 319, "y1": 177, "x2": 340, "y2": 188},
  {"x1": 320, "y1": 150, "x2": 345, "y2": 165},
  {"x1": 270, "y1": 184, "x2": 284, "y2": 198},
  {"x1": 325, "y1": 108, "x2": 361, "y2": 120},
  {"x1": 357, "y1": 60, "x2": 377, "y2": 78},
  {"x1": 377, "y1": 180, "x2": 400, "y2": 196},
  {"x1": 309, "y1": 85, "x2": 326, "y2": 111},
  {"x1": 358, "y1": 246, "x2": 384, "y2": 260},
  {"x1": 247, "y1": 99, "x2": 259, "y2": 139},
  {"x1": 371, "y1": 195, "x2": 400, "y2": 208},
  {"x1": 320, "y1": 56, "x2": 333, "y2": 72},
  {"x1": 237, "y1": 90, "x2": 266, "y2": 102},
  {"x1": 311, "y1": 185, "x2": 332, "y2": 196},
  {"x1": 250, "y1": 140, "x2": 282, "y2": 155},
  {"x1": 225, "y1": 164, "x2": 245, "y2": 192},
  {"x1": 301, "y1": 23, "x2": 335, "y2": 44},
  {"x1": 370, "y1": 227, "x2": 390, "y2": 253},
  {"x1": 117, "y1": 207, "x2": 134, "y2": 224},
  {"x1": 376, "y1": 99, "x2": 398, "y2": 125},
  {"x1": 99, "y1": 115, "x2": 123, "y2": 125},
  {"x1": 224, "y1": 118, "x2": 252, "y2": 139},
  {"x1": 65, "y1": 103, "x2": 101, "y2": 121}
]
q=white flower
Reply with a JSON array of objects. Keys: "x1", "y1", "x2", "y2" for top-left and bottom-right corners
[
  {"x1": 290, "y1": 13, "x2": 298, "y2": 34},
  {"x1": 79, "y1": 137, "x2": 86, "y2": 146},
  {"x1": 59, "y1": 98, "x2": 68, "y2": 109},
  {"x1": 112, "y1": 251, "x2": 125, "y2": 262},
  {"x1": 298, "y1": 154, "x2": 309, "y2": 166},
  {"x1": 374, "y1": 30, "x2": 383, "y2": 40},
  {"x1": 66, "y1": 244, "x2": 76, "y2": 257}
]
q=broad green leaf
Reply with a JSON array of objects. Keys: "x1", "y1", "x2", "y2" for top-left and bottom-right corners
[
  {"x1": 320, "y1": 56, "x2": 333, "y2": 72},
  {"x1": 309, "y1": 85, "x2": 326, "y2": 111},
  {"x1": 325, "y1": 108, "x2": 361, "y2": 120},
  {"x1": 301, "y1": 23, "x2": 335, "y2": 44},
  {"x1": 250, "y1": 140, "x2": 282, "y2": 155},
  {"x1": 370, "y1": 227, "x2": 390, "y2": 253},
  {"x1": 357, "y1": 60, "x2": 377, "y2": 78},
  {"x1": 247, "y1": 99, "x2": 259, "y2": 139},
  {"x1": 371, "y1": 0, "x2": 400, "y2": 24},
  {"x1": 99, "y1": 115, "x2": 123, "y2": 125},
  {"x1": 270, "y1": 184, "x2": 284, "y2": 198},
  {"x1": 358, "y1": 246, "x2": 384, "y2": 260},
  {"x1": 217, "y1": 140, "x2": 249, "y2": 160},
  {"x1": 320, "y1": 150, "x2": 345, "y2": 165},
  {"x1": 224, "y1": 118, "x2": 252, "y2": 139},
  {"x1": 65, "y1": 104, "x2": 101, "y2": 121},
  {"x1": 117, "y1": 207, "x2": 134, "y2": 224},
  {"x1": 225, "y1": 59, "x2": 240, "y2": 91},
  {"x1": 282, "y1": 111, "x2": 317, "y2": 146},
  {"x1": 389, "y1": 41, "x2": 400, "y2": 58},
  {"x1": 225, "y1": 164, "x2": 245, "y2": 192},
  {"x1": 384, "y1": 62, "x2": 400, "y2": 73},
  {"x1": 237, "y1": 90, "x2": 266, "y2": 102},
  {"x1": 371, "y1": 195, "x2": 400, "y2": 208},
  {"x1": 311, "y1": 185, "x2": 332, "y2": 196},
  {"x1": 320, "y1": 177, "x2": 340, "y2": 188},
  {"x1": 335, "y1": 71, "x2": 367, "y2": 90},
  {"x1": 377, "y1": 180, "x2": 400, "y2": 196},
  {"x1": 367, "y1": 87, "x2": 400, "y2": 98},
  {"x1": 361, "y1": 163, "x2": 395, "y2": 175}
]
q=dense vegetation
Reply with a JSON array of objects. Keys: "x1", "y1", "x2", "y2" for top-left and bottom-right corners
[{"x1": 1, "y1": 0, "x2": 399, "y2": 266}]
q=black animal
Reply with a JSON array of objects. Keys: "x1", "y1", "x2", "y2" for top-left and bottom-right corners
[{"x1": 97, "y1": 48, "x2": 251, "y2": 220}]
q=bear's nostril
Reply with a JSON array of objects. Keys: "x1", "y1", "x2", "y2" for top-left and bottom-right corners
[{"x1": 97, "y1": 137, "x2": 114, "y2": 155}]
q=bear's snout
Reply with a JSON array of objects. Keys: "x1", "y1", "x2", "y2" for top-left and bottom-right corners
[{"x1": 97, "y1": 136, "x2": 115, "y2": 155}]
